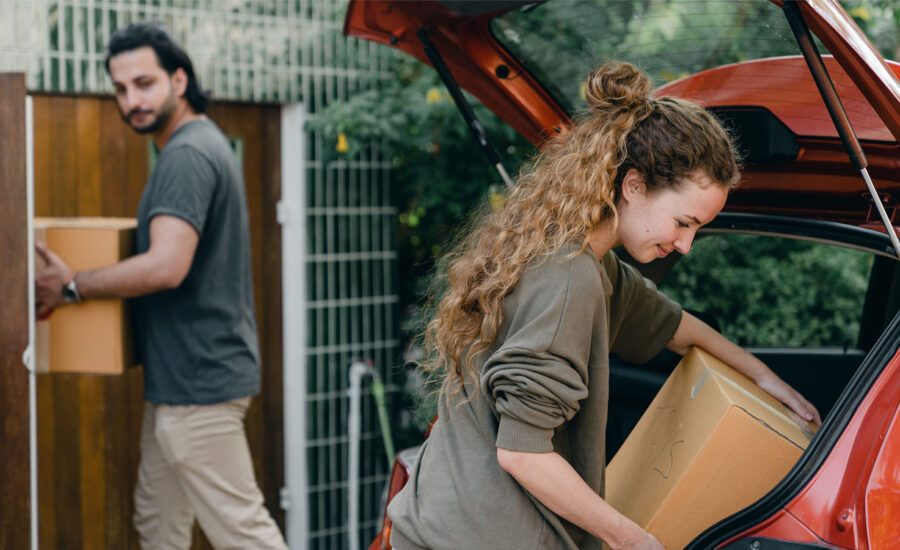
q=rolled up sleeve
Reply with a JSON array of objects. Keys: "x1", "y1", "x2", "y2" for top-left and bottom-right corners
[
  {"x1": 480, "y1": 252, "x2": 604, "y2": 453},
  {"x1": 486, "y1": 346, "x2": 589, "y2": 452}
]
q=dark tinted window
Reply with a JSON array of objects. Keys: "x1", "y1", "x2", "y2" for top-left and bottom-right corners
[
  {"x1": 660, "y1": 233, "x2": 874, "y2": 347},
  {"x1": 491, "y1": 0, "x2": 807, "y2": 113}
]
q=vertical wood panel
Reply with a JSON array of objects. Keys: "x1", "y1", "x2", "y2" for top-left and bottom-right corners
[
  {"x1": 50, "y1": 374, "x2": 83, "y2": 549},
  {"x1": 36, "y1": 374, "x2": 56, "y2": 547},
  {"x1": 105, "y1": 369, "x2": 144, "y2": 550},
  {"x1": 33, "y1": 95, "x2": 52, "y2": 217},
  {"x1": 75, "y1": 100, "x2": 103, "y2": 215},
  {"x1": 78, "y1": 377, "x2": 106, "y2": 549},
  {"x1": 260, "y1": 107, "x2": 285, "y2": 527},
  {"x1": 50, "y1": 97, "x2": 80, "y2": 216},
  {"x1": 0, "y1": 72, "x2": 30, "y2": 550},
  {"x1": 33, "y1": 94, "x2": 283, "y2": 550}
]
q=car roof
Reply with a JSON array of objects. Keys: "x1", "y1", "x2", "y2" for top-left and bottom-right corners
[{"x1": 344, "y1": 0, "x2": 900, "y2": 226}]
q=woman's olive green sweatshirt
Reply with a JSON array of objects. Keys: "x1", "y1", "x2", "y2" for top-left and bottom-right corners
[{"x1": 389, "y1": 245, "x2": 682, "y2": 550}]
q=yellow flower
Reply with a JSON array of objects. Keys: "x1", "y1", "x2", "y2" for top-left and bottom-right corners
[
  {"x1": 336, "y1": 132, "x2": 349, "y2": 153},
  {"x1": 489, "y1": 186, "x2": 505, "y2": 211},
  {"x1": 426, "y1": 88, "x2": 442, "y2": 103},
  {"x1": 660, "y1": 69, "x2": 677, "y2": 82},
  {"x1": 850, "y1": 6, "x2": 870, "y2": 20}
]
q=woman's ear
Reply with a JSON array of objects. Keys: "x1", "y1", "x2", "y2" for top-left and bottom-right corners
[{"x1": 621, "y1": 169, "x2": 647, "y2": 203}]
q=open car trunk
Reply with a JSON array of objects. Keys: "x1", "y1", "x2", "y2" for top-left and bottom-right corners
[{"x1": 345, "y1": 1, "x2": 900, "y2": 548}]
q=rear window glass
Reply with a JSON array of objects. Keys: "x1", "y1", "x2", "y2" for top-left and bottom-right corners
[
  {"x1": 659, "y1": 233, "x2": 874, "y2": 347},
  {"x1": 490, "y1": 0, "x2": 822, "y2": 114}
]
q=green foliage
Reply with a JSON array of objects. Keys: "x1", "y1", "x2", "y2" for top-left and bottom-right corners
[
  {"x1": 307, "y1": 51, "x2": 532, "y2": 317},
  {"x1": 841, "y1": 0, "x2": 900, "y2": 60},
  {"x1": 660, "y1": 235, "x2": 873, "y2": 347},
  {"x1": 307, "y1": 47, "x2": 532, "y2": 439}
]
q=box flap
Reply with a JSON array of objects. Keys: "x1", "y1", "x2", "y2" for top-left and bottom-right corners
[
  {"x1": 34, "y1": 217, "x2": 136, "y2": 229},
  {"x1": 687, "y1": 349, "x2": 817, "y2": 446}
]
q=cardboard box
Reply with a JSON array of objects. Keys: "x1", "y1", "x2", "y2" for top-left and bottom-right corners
[
  {"x1": 605, "y1": 347, "x2": 817, "y2": 549},
  {"x1": 34, "y1": 217, "x2": 137, "y2": 374}
]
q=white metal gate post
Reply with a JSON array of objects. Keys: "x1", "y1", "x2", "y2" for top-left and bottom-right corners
[
  {"x1": 280, "y1": 103, "x2": 309, "y2": 550},
  {"x1": 25, "y1": 93, "x2": 39, "y2": 550}
]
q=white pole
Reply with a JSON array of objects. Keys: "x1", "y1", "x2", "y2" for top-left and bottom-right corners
[
  {"x1": 280, "y1": 103, "x2": 309, "y2": 550},
  {"x1": 347, "y1": 360, "x2": 376, "y2": 550},
  {"x1": 24, "y1": 94, "x2": 39, "y2": 550}
]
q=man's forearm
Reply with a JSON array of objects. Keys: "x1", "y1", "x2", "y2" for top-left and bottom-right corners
[{"x1": 76, "y1": 252, "x2": 182, "y2": 300}]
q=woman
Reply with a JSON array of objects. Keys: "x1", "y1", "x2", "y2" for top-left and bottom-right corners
[{"x1": 388, "y1": 62, "x2": 821, "y2": 550}]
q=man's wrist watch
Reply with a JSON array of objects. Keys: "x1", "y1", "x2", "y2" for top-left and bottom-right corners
[{"x1": 62, "y1": 276, "x2": 83, "y2": 304}]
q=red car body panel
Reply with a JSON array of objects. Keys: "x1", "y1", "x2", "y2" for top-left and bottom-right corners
[
  {"x1": 655, "y1": 58, "x2": 900, "y2": 226},
  {"x1": 797, "y1": 0, "x2": 900, "y2": 142},
  {"x1": 344, "y1": 1, "x2": 900, "y2": 548},
  {"x1": 343, "y1": 0, "x2": 579, "y2": 143},
  {"x1": 864, "y1": 397, "x2": 900, "y2": 549},
  {"x1": 655, "y1": 57, "x2": 896, "y2": 143},
  {"x1": 719, "y1": 348, "x2": 900, "y2": 548}
]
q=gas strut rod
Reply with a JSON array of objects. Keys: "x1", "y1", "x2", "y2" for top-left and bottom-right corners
[
  {"x1": 417, "y1": 27, "x2": 515, "y2": 189},
  {"x1": 783, "y1": 0, "x2": 900, "y2": 259}
]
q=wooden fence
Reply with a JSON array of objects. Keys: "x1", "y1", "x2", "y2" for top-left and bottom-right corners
[{"x1": 1, "y1": 89, "x2": 285, "y2": 550}]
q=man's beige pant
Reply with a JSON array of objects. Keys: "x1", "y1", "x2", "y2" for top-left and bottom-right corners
[{"x1": 134, "y1": 397, "x2": 288, "y2": 550}]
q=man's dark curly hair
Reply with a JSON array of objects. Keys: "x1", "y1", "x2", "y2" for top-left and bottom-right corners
[{"x1": 105, "y1": 22, "x2": 210, "y2": 113}]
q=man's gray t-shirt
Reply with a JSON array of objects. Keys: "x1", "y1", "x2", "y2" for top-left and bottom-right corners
[{"x1": 134, "y1": 118, "x2": 260, "y2": 405}]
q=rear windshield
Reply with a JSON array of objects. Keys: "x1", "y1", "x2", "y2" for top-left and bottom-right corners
[{"x1": 490, "y1": 0, "x2": 822, "y2": 114}]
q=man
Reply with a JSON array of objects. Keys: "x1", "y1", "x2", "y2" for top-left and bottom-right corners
[{"x1": 34, "y1": 22, "x2": 287, "y2": 550}]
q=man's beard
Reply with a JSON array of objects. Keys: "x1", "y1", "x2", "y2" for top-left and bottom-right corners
[{"x1": 120, "y1": 86, "x2": 177, "y2": 135}]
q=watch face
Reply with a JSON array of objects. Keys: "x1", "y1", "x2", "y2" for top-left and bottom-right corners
[{"x1": 62, "y1": 282, "x2": 78, "y2": 303}]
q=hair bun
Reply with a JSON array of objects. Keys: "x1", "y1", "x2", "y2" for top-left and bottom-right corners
[{"x1": 584, "y1": 62, "x2": 652, "y2": 110}]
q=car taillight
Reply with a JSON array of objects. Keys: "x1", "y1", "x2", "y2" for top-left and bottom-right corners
[
  {"x1": 865, "y1": 401, "x2": 900, "y2": 550},
  {"x1": 371, "y1": 454, "x2": 412, "y2": 550}
]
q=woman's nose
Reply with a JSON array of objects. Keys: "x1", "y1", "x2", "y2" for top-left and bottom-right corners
[{"x1": 673, "y1": 230, "x2": 696, "y2": 254}]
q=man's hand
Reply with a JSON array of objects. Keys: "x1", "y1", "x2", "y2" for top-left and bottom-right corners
[{"x1": 35, "y1": 241, "x2": 75, "y2": 318}]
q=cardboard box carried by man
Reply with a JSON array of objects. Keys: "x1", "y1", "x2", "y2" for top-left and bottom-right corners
[{"x1": 34, "y1": 217, "x2": 137, "y2": 374}]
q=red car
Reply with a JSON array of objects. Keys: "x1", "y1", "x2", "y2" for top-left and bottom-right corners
[{"x1": 345, "y1": 1, "x2": 900, "y2": 548}]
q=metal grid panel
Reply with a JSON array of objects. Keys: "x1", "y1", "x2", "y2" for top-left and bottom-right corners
[
  {"x1": 303, "y1": 142, "x2": 398, "y2": 549},
  {"x1": 1, "y1": 1, "x2": 399, "y2": 548},
  {"x1": 0, "y1": 0, "x2": 393, "y2": 103},
  {"x1": 298, "y1": 5, "x2": 397, "y2": 547}
]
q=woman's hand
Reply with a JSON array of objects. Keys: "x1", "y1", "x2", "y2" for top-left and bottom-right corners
[
  {"x1": 755, "y1": 372, "x2": 822, "y2": 426},
  {"x1": 613, "y1": 528, "x2": 665, "y2": 550},
  {"x1": 496, "y1": 448, "x2": 664, "y2": 549},
  {"x1": 668, "y1": 311, "x2": 822, "y2": 427}
]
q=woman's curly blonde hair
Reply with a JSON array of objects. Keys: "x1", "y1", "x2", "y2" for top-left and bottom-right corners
[{"x1": 422, "y1": 62, "x2": 740, "y2": 399}]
